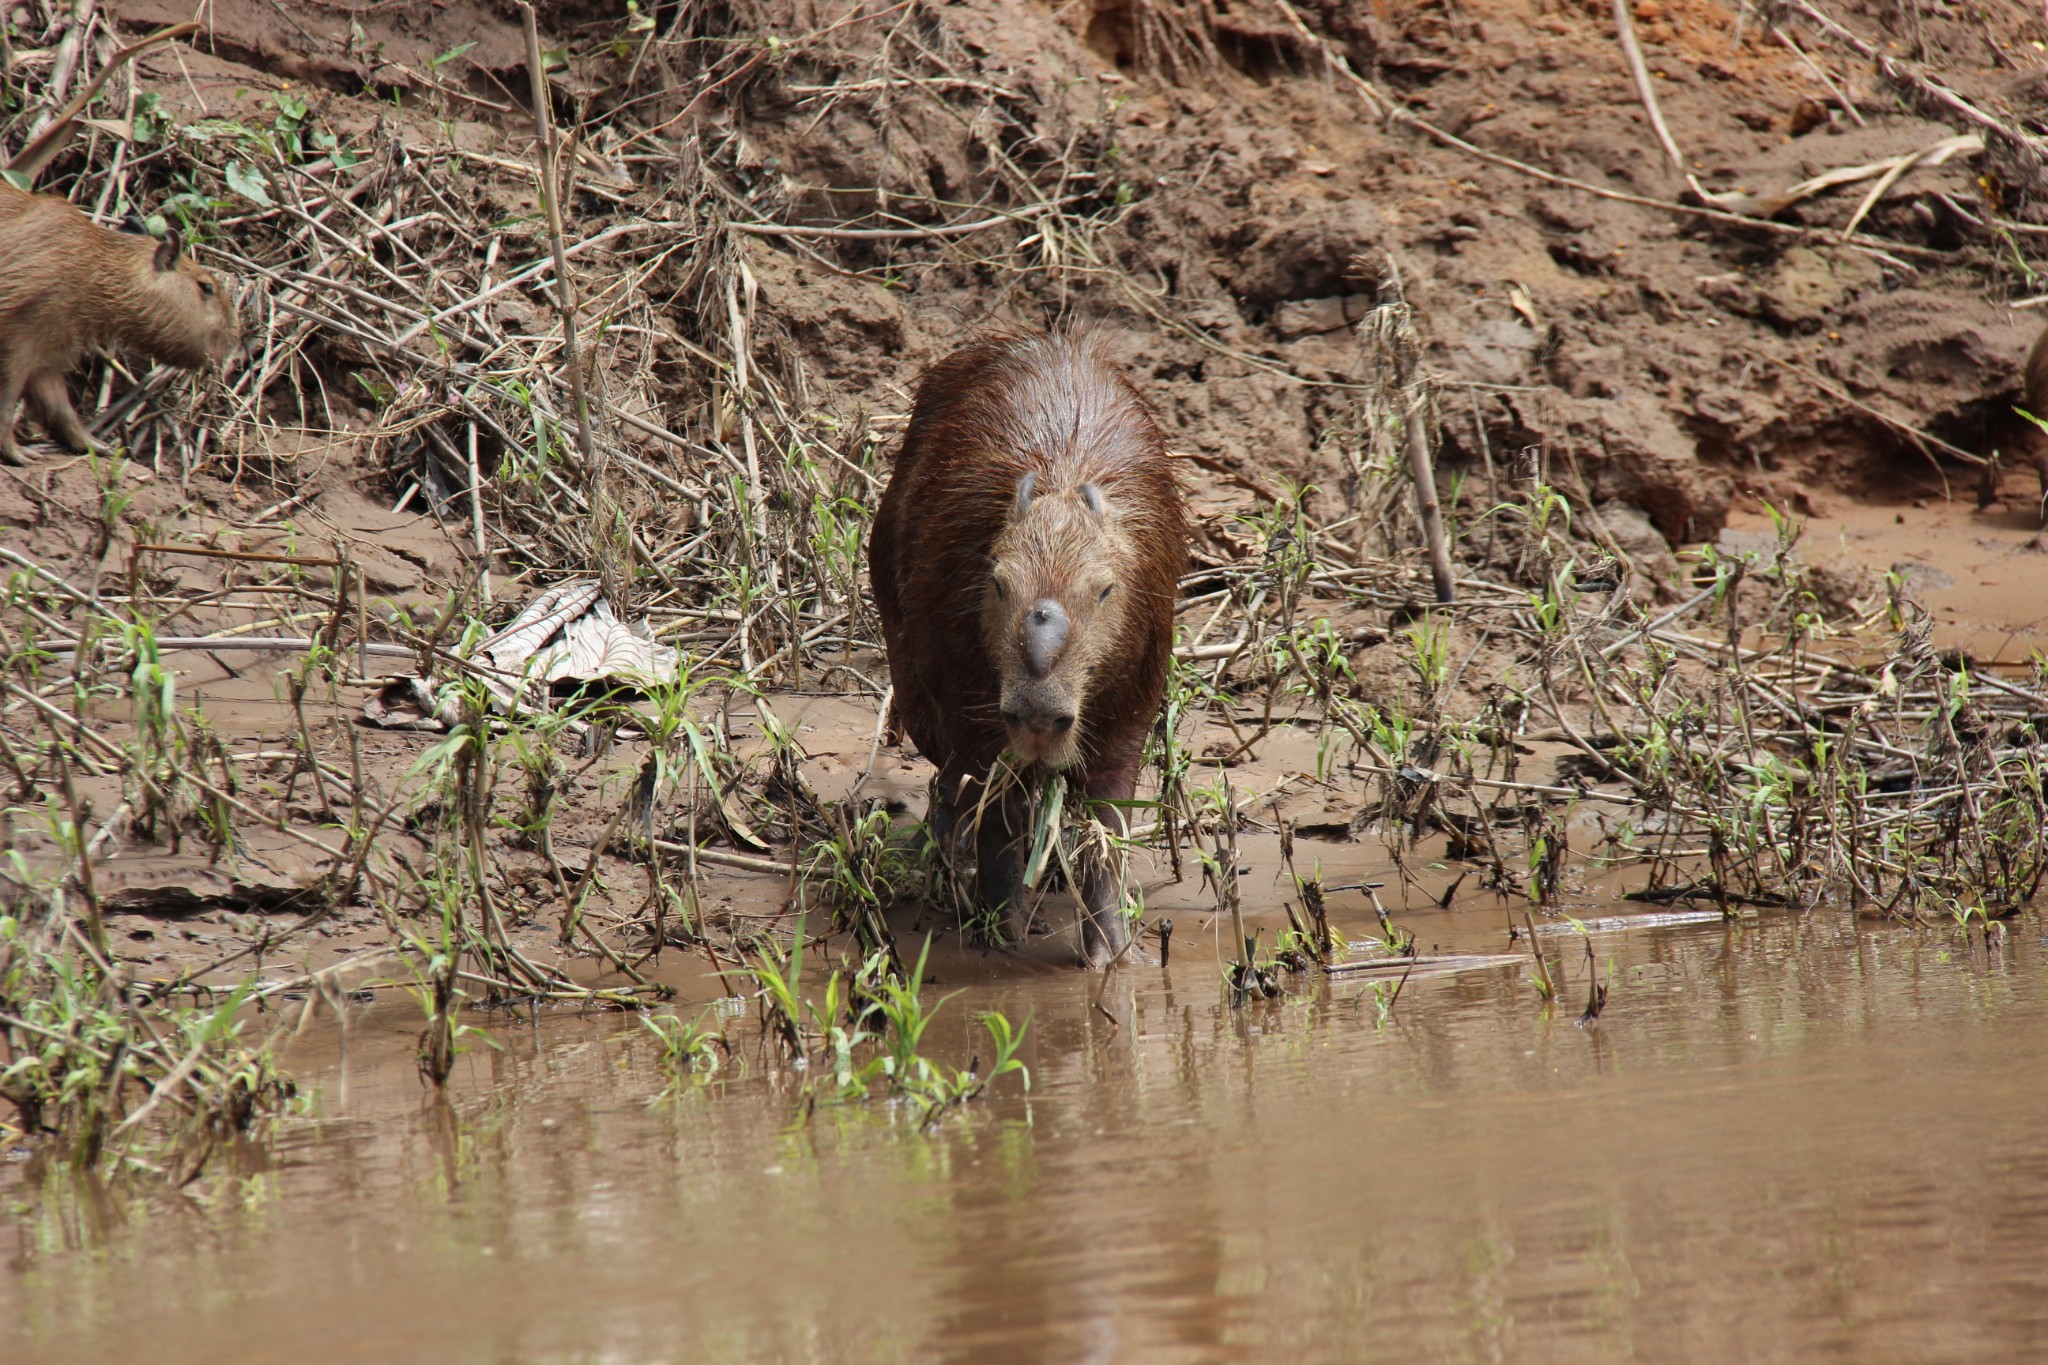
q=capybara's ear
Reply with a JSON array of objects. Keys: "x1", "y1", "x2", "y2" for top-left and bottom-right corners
[
  {"x1": 1080, "y1": 483, "x2": 1104, "y2": 517},
  {"x1": 1015, "y1": 470, "x2": 1037, "y2": 514},
  {"x1": 153, "y1": 228, "x2": 184, "y2": 272}
]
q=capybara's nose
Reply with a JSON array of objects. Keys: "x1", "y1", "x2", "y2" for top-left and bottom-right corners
[
  {"x1": 1022, "y1": 599, "x2": 1070, "y2": 678},
  {"x1": 1002, "y1": 707, "x2": 1073, "y2": 736}
]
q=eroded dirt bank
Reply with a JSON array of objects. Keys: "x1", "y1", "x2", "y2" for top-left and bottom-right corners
[{"x1": 21, "y1": 0, "x2": 2048, "y2": 556}]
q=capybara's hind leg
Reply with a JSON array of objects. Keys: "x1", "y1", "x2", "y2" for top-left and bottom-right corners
[
  {"x1": 25, "y1": 371, "x2": 94, "y2": 453},
  {"x1": 974, "y1": 794, "x2": 1030, "y2": 947},
  {"x1": 0, "y1": 353, "x2": 28, "y2": 466}
]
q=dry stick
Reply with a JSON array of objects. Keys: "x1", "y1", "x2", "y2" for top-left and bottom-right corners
[
  {"x1": 1840, "y1": 142, "x2": 1944, "y2": 244},
  {"x1": 726, "y1": 204, "x2": 1065, "y2": 240},
  {"x1": 1611, "y1": 0, "x2": 1723, "y2": 202},
  {"x1": 1597, "y1": 583, "x2": 1721, "y2": 660},
  {"x1": 134, "y1": 541, "x2": 343, "y2": 569},
  {"x1": 6, "y1": 20, "x2": 197, "y2": 178},
  {"x1": 726, "y1": 269, "x2": 768, "y2": 553},
  {"x1": 847, "y1": 683, "x2": 894, "y2": 801},
  {"x1": 563, "y1": 795, "x2": 636, "y2": 948},
  {"x1": 0, "y1": 544, "x2": 101, "y2": 606},
  {"x1": 1775, "y1": 27, "x2": 1867, "y2": 127},
  {"x1": 43, "y1": 0, "x2": 95, "y2": 118},
  {"x1": 518, "y1": 4, "x2": 609, "y2": 581},
  {"x1": 549, "y1": 801, "x2": 652, "y2": 985},
  {"x1": 649, "y1": 836, "x2": 793, "y2": 877},
  {"x1": 355, "y1": 563, "x2": 369, "y2": 680},
  {"x1": 43, "y1": 636, "x2": 411, "y2": 659},
  {"x1": 1780, "y1": 0, "x2": 2048, "y2": 165},
  {"x1": 1405, "y1": 393, "x2": 1456, "y2": 605}
]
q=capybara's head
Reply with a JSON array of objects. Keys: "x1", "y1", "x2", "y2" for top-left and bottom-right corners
[
  {"x1": 983, "y1": 472, "x2": 1135, "y2": 769},
  {"x1": 128, "y1": 229, "x2": 240, "y2": 367}
]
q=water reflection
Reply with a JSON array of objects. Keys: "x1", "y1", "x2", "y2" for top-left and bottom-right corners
[{"x1": 5, "y1": 911, "x2": 2047, "y2": 1363}]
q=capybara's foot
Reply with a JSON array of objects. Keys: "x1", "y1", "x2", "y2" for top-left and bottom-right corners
[
  {"x1": 1079, "y1": 909, "x2": 1130, "y2": 968},
  {"x1": 0, "y1": 437, "x2": 24, "y2": 467},
  {"x1": 1000, "y1": 905, "x2": 1033, "y2": 950}
]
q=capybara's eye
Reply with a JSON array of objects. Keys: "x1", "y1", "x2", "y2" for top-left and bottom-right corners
[
  {"x1": 1097, "y1": 584, "x2": 1114, "y2": 603},
  {"x1": 992, "y1": 578, "x2": 1008, "y2": 600},
  {"x1": 199, "y1": 281, "x2": 216, "y2": 298}
]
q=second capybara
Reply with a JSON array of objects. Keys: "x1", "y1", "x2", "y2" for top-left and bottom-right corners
[
  {"x1": 869, "y1": 331, "x2": 1187, "y2": 965},
  {"x1": 0, "y1": 182, "x2": 239, "y2": 466},
  {"x1": 1986, "y1": 323, "x2": 2048, "y2": 522}
]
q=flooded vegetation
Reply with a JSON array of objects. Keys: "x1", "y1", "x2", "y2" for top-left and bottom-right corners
[{"x1": 6, "y1": 0, "x2": 2048, "y2": 1358}]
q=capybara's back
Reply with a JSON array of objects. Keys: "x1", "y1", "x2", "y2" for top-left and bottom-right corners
[
  {"x1": 870, "y1": 331, "x2": 1186, "y2": 963},
  {"x1": 0, "y1": 183, "x2": 238, "y2": 464}
]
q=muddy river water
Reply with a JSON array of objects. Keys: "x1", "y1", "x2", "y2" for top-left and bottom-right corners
[{"x1": 5, "y1": 881, "x2": 2046, "y2": 1364}]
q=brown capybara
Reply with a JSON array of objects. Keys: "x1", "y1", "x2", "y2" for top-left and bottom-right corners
[
  {"x1": 1987, "y1": 324, "x2": 2048, "y2": 521},
  {"x1": 869, "y1": 331, "x2": 1187, "y2": 966},
  {"x1": 0, "y1": 183, "x2": 239, "y2": 466}
]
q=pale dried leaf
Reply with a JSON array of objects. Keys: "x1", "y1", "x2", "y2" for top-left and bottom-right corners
[{"x1": 479, "y1": 580, "x2": 603, "y2": 674}]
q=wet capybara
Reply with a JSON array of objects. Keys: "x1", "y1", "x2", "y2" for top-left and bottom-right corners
[
  {"x1": 0, "y1": 183, "x2": 239, "y2": 466},
  {"x1": 869, "y1": 331, "x2": 1187, "y2": 965}
]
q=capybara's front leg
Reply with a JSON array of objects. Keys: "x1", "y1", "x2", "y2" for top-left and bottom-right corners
[
  {"x1": 975, "y1": 790, "x2": 1030, "y2": 947},
  {"x1": 927, "y1": 769, "x2": 960, "y2": 866},
  {"x1": 1076, "y1": 768, "x2": 1135, "y2": 967}
]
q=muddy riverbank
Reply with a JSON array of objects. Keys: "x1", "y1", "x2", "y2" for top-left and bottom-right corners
[{"x1": 7, "y1": 0, "x2": 2048, "y2": 1358}]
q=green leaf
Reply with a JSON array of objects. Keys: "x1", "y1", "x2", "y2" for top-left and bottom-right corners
[
  {"x1": 430, "y1": 40, "x2": 478, "y2": 69},
  {"x1": 182, "y1": 117, "x2": 258, "y2": 142},
  {"x1": 225, "y1": 160, "x2": 273, "y2": 207},
  {"x1": 1021, "y1": 773, "x2": 1065, "y2": 890}
]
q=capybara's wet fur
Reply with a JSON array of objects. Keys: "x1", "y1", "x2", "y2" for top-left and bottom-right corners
[
  {"x1": 870, "y1": 331, "x2": 1186, "y2": 965},
  {"x1": 0, "y1": 183, "x2": 239, "y2": 465}
]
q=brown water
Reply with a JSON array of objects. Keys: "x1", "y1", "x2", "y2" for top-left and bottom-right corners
[{"x1": 6, "y1": 894, "x2": 2048, "y2": 1364}]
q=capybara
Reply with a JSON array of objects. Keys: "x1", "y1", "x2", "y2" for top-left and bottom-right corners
[
  {"x1": 1987, "y1": 323, "x2": 2048, "y2": 521},
  {"x1": 0, "y1": 183, "x2": 239, "y2": 466},
  {"x1": 869, "y1": 331, "x2": 1187, "y2": 965}
]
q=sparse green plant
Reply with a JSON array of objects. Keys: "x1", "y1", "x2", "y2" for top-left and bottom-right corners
[{"x1": 643, "y1": 1010, "x2": 724, "y2": 1091}]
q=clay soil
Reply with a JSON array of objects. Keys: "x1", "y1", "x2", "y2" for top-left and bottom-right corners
[{"x1": 35, "y1": 0, "x2": 2048, "y2": 536}]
